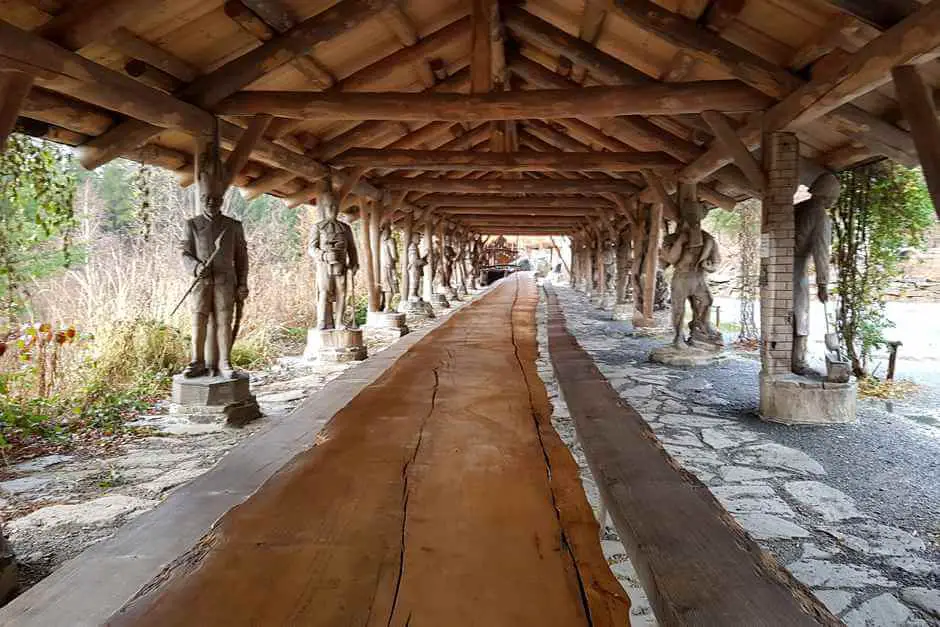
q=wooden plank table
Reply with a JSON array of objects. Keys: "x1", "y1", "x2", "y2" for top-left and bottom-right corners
[
  {"x1": 544, "y1": 285, "x2": 841, "y2": 626},
  {"x1": 108, "y1": 275, "x2": 628, "y2": 626}
]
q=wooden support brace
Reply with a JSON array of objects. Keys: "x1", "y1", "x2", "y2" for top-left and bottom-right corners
[
  {"x1": 0, "y1": 71, "x2": 35, "y2": 152},
  {"x1": 892, "y1": 64, "x2": 940, "y2": 219},
  {"x1": 701, "y1": 110, "x2": 766, "y2": 194},
  {"x1": 223, "y1": 114, "x2": 272, "y2": 189}
]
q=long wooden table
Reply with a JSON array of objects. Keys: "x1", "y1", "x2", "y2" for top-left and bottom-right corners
[{"x1": 109, "y1": 275, "x2": 628, "y2": 626}]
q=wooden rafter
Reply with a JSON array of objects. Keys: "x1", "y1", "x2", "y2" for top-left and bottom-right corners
[
  {"x1": 0, "y1": 71, "x2": 35, "y2": 151},
  {"x1": 892, "y1": 64, "x2": 940, "y2": 219},
  {"x1": 332, "y1": 149, "x2": 679, "y2": 172},
  {"x1": 218, "y1": 81, "x2": 771, "y2": 120}
]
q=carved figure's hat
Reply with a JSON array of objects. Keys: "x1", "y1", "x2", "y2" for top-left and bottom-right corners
[{"x1": 809, "y1": 172, "x2": 841, "y2": 198}]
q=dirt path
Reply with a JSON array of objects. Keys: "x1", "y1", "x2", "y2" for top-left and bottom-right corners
[{"x1": 109, "y1": 274, "x2": 628, "y2": 627}]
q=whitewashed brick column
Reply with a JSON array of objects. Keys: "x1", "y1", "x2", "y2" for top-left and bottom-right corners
[{"x1": 760, "y1": 132, "x2": 798, "y2": 375}]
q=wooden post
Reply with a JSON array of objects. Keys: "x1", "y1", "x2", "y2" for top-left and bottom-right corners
[
  {"x1": 892, "y1": 64, "x2": 940, "y2": 220},
  {"x1": 400, "y1": 211, "x2": 413, "y2": 304},
  {"x1": 423, "y1": 212, "x2": 435, "y2": 302},
  {"x1": 369, "y1": 200, "x2": 382, "y2": 309},
  {"x1": 360, "y1": 200, "x2": 378, "y2": 313},
  {"x1": 0, "y1": 71, "x2": 34, "y2": 152},
  {"x1": 640, "y1": 202, "x2": 662, "y2": 325},
  {"x1": 437, "y1": 218, "x2": 448, "y2": 294}
]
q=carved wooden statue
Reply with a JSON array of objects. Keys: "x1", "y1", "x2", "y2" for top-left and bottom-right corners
[
  {"x1": 407, "y1": 240, "x2": 427, "y2": 300},
  {"x1": 792, "y1": 172, "x2": 840, "y2": 375},
  {"x1": 660, "y1": 217, "x2": 723, "y2": 349},
  {"x1": 308, "y1": 187, "x2": 359, "y2": 330},
  {"x1": 180, "y1": 191, "x2": 249, "y2": 380},
  {"x1": 378, "y1": 222, "x2": 399, "y2": 312}
]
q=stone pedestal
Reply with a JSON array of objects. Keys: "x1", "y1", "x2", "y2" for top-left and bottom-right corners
[
  {"x1": 399, "y1": 297, "x2": 435, "y2": 319},
  {"x1": 759, "y1": 373, "x2": 857, "y2": 425},
  {"x1": 431, "y1": 293, "x2": 450, "y2": 308},
  {"x1": 612, "y1": 302, "x2": 631, "y2": 320},
  {"x1": 444, "y1": 286, "x2": 458, "y2": 301},
  {"x1": 365, "y1": 311, "x2": 410, "y2": 339},
  {"x1": 304, "y1": 328, "x2": 367, "y2": 363},
  {"x1": 0, "y1": 533, "x2": 17, "y2": 604},
  {"x1": 171, "y1": 373, "x2": 261, "y2": 426},
  {"x1": 649, "y1": 343, "x2": 725, "y2": 367}
]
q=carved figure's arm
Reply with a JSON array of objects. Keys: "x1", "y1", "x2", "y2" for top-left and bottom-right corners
[
  {"x1": 813, "y1": 213, "x2": 832, "y2": 289},
  {"x1": 660, "y1": 232, "x2": 685, "y2": 266},
  {"x1": 180, "y1": 220, "x2": 201, "y2": 276},
  {"x1": 307, "y1": 222, "x2": 322, "y2": 259}
]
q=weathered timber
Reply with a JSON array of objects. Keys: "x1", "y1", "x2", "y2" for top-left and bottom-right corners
[
  {"x1": 420, "y1": 194, "x2": 616, "y2": 208},
  {"x1": 33, "y1": 0, "x2": 155, "y2": 51},
  {"x1": 243, "y1": 170, "x2": 295, "y2": 200},
  {"x1": 641, "y1": 170, "x2": 679, "y2": 220},
  {"x1": 77, "y1": 0, "x2": 393, "y2": 168},
  {"x1": 333, "y1": 150, "x2": 680, "y2": 172},
  {"x1": 19, "y1": 87, "x2": 113, "y2": 136},
  {"x1": 0, "y1": 71, "x2": 36, "y2": 151},
  {"x1": 544, "y1": 285, "x2": 842, "y2": 626},
  {"x1": 612, "y1": 0, "x2": 919, "y2": 165},
  {"x1": 124, "y1": 59, "x2": 180, "y2": 93},
  {"x1": 223, "y1": 114, "x2": 272, "y2": 189},
  {"x1": 701, "y1": 110, "x2": 766, "y2": 193},
  {"x1": 892, "y1": 65, "x2": 940, "y2": 219},
  {"x1": 438, "y1": 207, "x2": 605, "y2": 217},
  {"x1": 505, "y1": 8, "x2": 650, "y2": 86},
  {"x1": 374, "y1": 177, "x2": 638, "y2": 194},
  {"x1": 680, "y1": 1, "x2": 940, "y2": 186},
  {"x1": 218, "y1": 81, "x2": 771, "y2": 120},
  {"x1": 105, "y1": 28, "x2": 198, "y2": 83}
]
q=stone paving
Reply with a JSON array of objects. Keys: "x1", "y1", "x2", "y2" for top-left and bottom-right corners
[
  {"x1": 545, "y1": 283, "x2": 940, "y2": 626},
  {"x1": 0, "y1": 299, "x2": 467, "y2": 594}
]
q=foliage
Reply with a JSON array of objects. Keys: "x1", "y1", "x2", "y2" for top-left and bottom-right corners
[
  {"x1": 0, "y1": 134, "x2": 78, "y2": 320},
  {"x1": 832, "y1": 163, "x2": 935, "y2": 377},
  {"x1": 736, "y1": 200, "x2": 760, "y2": 340}
]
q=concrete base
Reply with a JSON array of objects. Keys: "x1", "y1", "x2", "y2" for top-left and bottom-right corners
[
  {"x1": 431, "y1": 293, "x2": 450, "y2": 308},
  {"x1": 760, "y1": 373, "x2": 857, "y2": 425},
  {"x1": 611, "y1": 302, "x2": 632, "y2": 321},
  {"x1": 649, "y1": 343, "x2": 725, "y2": 367},
  {"x1": 365, "y1": 311, "x2": 409, "y2": 339},
  {"x1": 171, "y1": 373, "x2": 261, "y2": 426},
  {"x1": 444, "y1": 287, "x2": 458, "y2": 301},
  {"x1": 399, "y1": 297, "x2": 435, "y2": 319},
  {"x1": 304, "y1": 328, "x2": 368, "y2": 363}
]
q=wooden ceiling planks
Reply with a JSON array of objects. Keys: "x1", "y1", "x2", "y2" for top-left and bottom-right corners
[{"x1": 2, "y1": 0, "x2": 938, "y2": 234}]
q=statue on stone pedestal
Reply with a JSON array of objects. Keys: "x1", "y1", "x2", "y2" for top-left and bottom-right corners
[
  {"x1": 407, "y1": 240, "x2": 427, "y2": 300},
  {"x1": 792, "y1": 172, "x2": 840, "y2": 375},
  {"x1": 378, "y1": 222, "x2": 399, "y2": 312},
  {"x1": 308, "y1": 187, "x2": 359, "y2": 330},
  {"x1": 615, "y1": 227, "x2": 632, "y2": 304},
  {"x1": 660, "y1": 220, "x2": 723, "y2": 349},
  {"x1": 180, "y1": 192, "x2": 249, "y2": 380}
]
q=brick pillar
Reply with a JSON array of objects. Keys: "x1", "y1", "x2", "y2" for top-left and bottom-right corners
[{"x1": 760, "y1": 132, "x2": 799, "y2": 376}]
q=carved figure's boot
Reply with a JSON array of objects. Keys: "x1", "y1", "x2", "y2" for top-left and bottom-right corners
[
  {"x1": 791, "y1": 335, "x2": 820, "y2": 376},
  {"x1": 218, "y1": 361, "x2": 237, "y2": 380},
  {"x1": 182, "y1": 361, "x2": 208, "y2": 378}
]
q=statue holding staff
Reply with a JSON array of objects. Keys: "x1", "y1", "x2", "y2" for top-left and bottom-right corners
[
  {"x1": 379, "y1": 222, "x2": 399, "y2": 312},
  {"x1": 180, "y1": 192, "x2": 248, "y2": 380}
]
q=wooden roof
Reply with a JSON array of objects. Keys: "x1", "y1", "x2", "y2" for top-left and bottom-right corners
[{"x1": 3, "y1": 0, "x2": 940, "y2": 235}]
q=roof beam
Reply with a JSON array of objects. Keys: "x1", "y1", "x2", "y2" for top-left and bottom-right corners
[
  {"x1": 0, "y1": 71, "x2": 35, "y2": 151},
  {"x1": 681, "y1": 1, "x2": 940, "y2": 185},
  {"x1": 33, "y1": 0, "x2": 154, "y2": 51},
  {"x1": 373, "y1": 177, "x2": 638, "y2": 194},
  {"x1": 892, "y1": 64, "x2": 940, "y2": 219},
  {"x1": 419, "y1": 194, "x2": 617, "y2": 208},
  {"x1": 74, "y1": 0, "x2": 393, "y2": 169},
  {"x1": 332, "y1": 149, "x2": 679, "y2": 172},
  {"x1": 612, "y1": 0, "x2": 919, "y2": 165},
  {"x1": 218, "y1": 81, "x2": 771, "y2": 120},
  {"x1": 700, "y1": 110, "x2": 766, "y2": 193}
]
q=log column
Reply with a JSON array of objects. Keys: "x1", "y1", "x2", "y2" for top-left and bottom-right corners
[
  {"x1": 400, "y1": 210, "x2": 414, "y2": 305},
  {"x1": 759, "y1": 132, "x2": 799, "y2": 377},
  {"x1": 633, "y1": 202, "x2": 661, "y2": 327},
  {"x1": 360, "y1": 200, "x2": 378, "y2": 312},
  {"x1": 422, "y1": 213, "x2": 435, "y2": 302},
  {"x1": 369, "y1": 200, "x2": 382, "y2": 311},
  {"x1": 0, "y1": 71, "x2": 34, "y2": 151}
]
